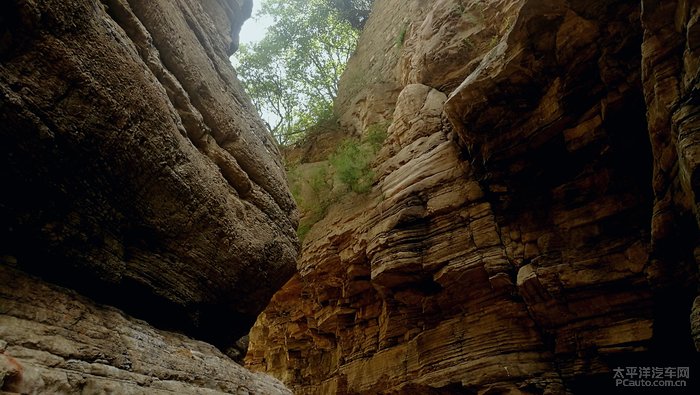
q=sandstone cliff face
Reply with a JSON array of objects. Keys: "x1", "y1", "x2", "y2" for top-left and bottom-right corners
[
  {"x1": 333, "y1": 0, "x2": 428, "y2": 135},
  {"x1": 0, "y1": 0, "x2": 299, "y2": 349},
  {"x1": 1, "y1": 0, "x2": 298, "y2": 392},
  {"x1": 247, "y1": 0, "x2": 700, "y2": 393}
]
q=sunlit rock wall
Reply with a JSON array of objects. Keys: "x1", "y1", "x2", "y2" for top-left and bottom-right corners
[{"x1": 246, "y1": 0, "x2": 699, "y2": 393}]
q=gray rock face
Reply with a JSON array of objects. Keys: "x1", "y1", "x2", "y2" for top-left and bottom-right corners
[
  {"x1": 0, "y1": 265, "x2": 292, "y2": 394},
  {"x1": 0, "y1": 0, "x2": 299, "y2": 349}
]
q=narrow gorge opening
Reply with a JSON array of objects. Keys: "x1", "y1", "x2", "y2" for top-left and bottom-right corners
[{"x1": 1, "y1": 0, "x2": 699, "y2": 394}]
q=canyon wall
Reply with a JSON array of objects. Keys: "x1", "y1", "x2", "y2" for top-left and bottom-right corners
[
  {"x1": 1, "y1": 0, "x2": 297, "y2": 392},
  {"x1": 247, "y1": 0, "x2": 700, "y2": 393}
]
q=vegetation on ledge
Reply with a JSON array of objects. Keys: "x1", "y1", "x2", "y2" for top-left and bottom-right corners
[{"x1": 288, "y1": 122, "x2": 389, "y2": 241}]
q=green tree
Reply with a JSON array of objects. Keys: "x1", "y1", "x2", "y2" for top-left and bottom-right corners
[
  {"x1": 235, "y1": 44, "x2": 300, "y2": 140},
  {"x1": 234, "y1": 0, "x2": 359, "y2": 145},
  {"x1": 329, "y1": 0, "x2": 374, "y2": 29}
]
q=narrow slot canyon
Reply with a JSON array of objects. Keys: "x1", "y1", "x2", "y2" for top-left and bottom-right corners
[{"x1": 1, "y1": 0, "x2": 699, "y2": 394}]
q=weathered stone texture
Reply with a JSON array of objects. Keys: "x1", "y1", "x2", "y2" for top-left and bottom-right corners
[
  {"x1": 334, "y1": 0, "x2": 430, "y2": 136},
  {"x1": 0, "y1": 0, "x2": 299, "y2": 350},
  {"x1": 248, "y1": 80, "x2": 568, "y2": 394},
  {"x1": 640, "y1": 0, "x2": 700, "y2": 333},
  {"x1": 247, "y1": 0, "x2": 700, "y2": 393},
  {"x1": 0, "y1": 265, "x2": 292, "y2": 394}
]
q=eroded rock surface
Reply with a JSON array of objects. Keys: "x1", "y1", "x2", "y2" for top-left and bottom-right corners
[
  {"x1": 247, "y1": 0, "x2": 700, "y2": 393},
  {"x1": 0, "y1": 265, "x2": 292, "y2": 394},
  {"x1": 334, "y1": 0, "x2": 429, "y2": 136},
  {"x1": 0, "y1": 0, "x2": 299, "y2": 349}
]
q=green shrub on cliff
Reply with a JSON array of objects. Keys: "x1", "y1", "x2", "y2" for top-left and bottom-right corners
[
  {"x1": 365, "y1": 121, "x2": 390, "y2": 149},
  {"x1": 288, "y1": 164, "x2": 336, "y2": 241},
  {"x1": 289, "y1": 121, "x2": 389, "y2": 241},
  {"x1": 330, "y1": 139, "x2": 374, "y2": 194},
  {"x1": 330, "y1": 122, "x2": 388, "y2": 193}
]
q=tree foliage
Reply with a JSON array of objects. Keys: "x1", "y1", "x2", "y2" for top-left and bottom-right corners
[
  {"x1": 234, "y1": 0, "x2": 361, "y2": 145},
  {"x1": 329, "y1": 0, "x2": 374, "y2": 30}
]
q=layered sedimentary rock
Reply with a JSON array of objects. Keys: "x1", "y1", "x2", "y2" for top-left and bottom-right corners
[
  {"x1": 1, "y1": 0, "x2": 298, "y2": 392},
  {"x1": 0, "y1": 265, "x2": 291, "y2": 394},
  {"x1": 247, "y1": 0, "x2": 700, "y2": 393},
  {"x1": 640, "y1": 0, "x2": 700, "y2": 350},
  {"x1": 249, "y1": 82, "x2": 568, "y2": 394},
  {"x1": 334, "y1": 0, "x2": 429, "y2": 135},
  {"x1": 0, "y1": 0, "x2": 299, "y2": 350}
]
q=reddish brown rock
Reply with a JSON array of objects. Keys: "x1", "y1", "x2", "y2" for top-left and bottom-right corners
[
  {"x1": 248, "y1": 80, "x2": 567, "y2": 393},
  {"x1": 247, "y1": 0, "x2": 700, "y2": 393},
  {"x1": 640, "y1": 0, "x2": 700, "y2": 352}
]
